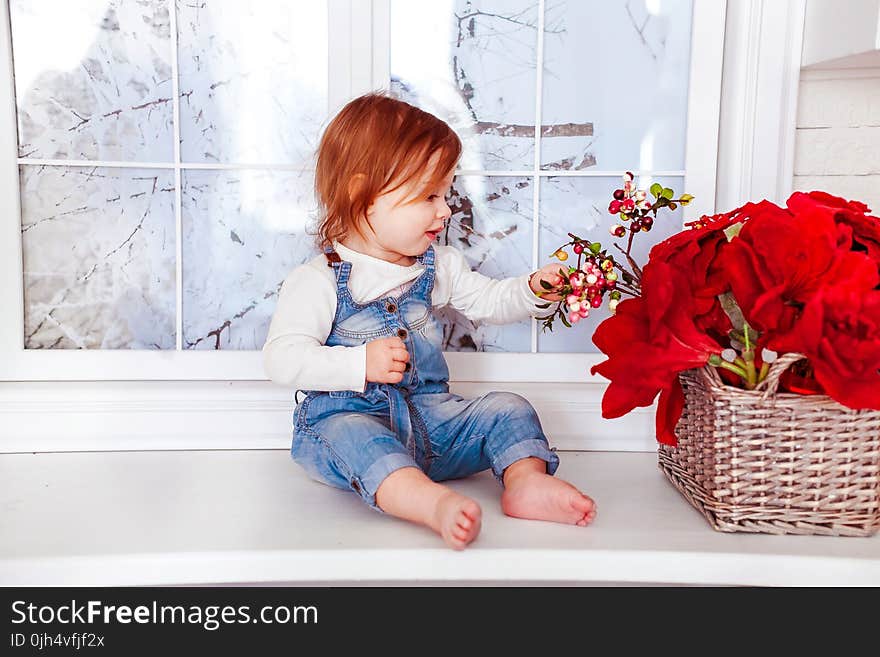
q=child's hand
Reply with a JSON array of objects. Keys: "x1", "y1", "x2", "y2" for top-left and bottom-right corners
[
  {"x1": 529, "y1": 263, "x2": 567, "y2": 302},
  {"x1": 365, "y1": 336, "x2": 410, "y2": 384}
]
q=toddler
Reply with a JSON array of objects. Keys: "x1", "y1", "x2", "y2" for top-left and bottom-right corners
[{"x1": 263, "y1": 92, "x2": 595, "y2": 549}]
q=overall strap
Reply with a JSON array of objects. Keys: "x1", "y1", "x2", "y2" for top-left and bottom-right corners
[
  {"x1": 323, "y1": 247, "x2": 352, "y2": 289},
  {"x1": 415, "y1": 244, "x2": 437, "y2": 298}
]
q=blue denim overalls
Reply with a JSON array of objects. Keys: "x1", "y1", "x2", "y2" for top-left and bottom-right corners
[{"x1": 291, "y1": 245, "x2": 559, "y2": 510}]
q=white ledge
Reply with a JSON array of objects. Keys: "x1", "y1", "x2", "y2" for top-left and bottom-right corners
[{"x1": 1, "y1": 450, "x2": 878, "y2": 586}]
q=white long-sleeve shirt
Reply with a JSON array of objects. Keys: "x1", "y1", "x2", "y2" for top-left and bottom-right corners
[{"x1": 262, "y1": 242, "x2": 546, "y2": 391}]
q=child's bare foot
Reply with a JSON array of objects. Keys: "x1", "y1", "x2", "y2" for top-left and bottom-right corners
[
  {"x1": 431, "y1": 490, "x2": 482, "y2": 550},
  {"x1": 502, "y1": 465, "x2": 595, "y2": 526},
  {"x1": 376, "y1": 468, "x2": 482, "y2": 550}
]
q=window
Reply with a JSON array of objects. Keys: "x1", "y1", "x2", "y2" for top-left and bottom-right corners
[{"x1": 0, "y1": 0, "x2": 724, "y2": 382}]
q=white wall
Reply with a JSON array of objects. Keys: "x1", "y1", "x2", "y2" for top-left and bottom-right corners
[{"x1": 793, "y1": 67, "x2": 880, "y2": 212}]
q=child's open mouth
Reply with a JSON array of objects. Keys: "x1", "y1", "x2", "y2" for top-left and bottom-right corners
[{"x1": 425, "y1": 230, "x2": 440, "y2": 240}]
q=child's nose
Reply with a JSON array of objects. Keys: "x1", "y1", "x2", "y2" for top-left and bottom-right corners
[{"x1": 437, "y1": 200, "x2": 451, "y2": 221}]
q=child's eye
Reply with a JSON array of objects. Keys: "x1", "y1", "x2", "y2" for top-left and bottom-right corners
[{"x1": 427, "y1": 194, "x2": 438, "y2": 201}]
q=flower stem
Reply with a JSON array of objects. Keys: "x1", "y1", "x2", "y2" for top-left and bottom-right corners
[
  {"x1": 717, "y1": 360, "x2": 748, "y2": 379},
  {"x1": 758, "y1": 361, "x2": 770, "y2": 384}
]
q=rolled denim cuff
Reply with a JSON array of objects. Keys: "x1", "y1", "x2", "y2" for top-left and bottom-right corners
[
  {"x1": 357, "y1": 452, "x2": 421, "y2": 512},
  {"x1": 490, "y1": 439, "x2": 560, "y2": 485}
]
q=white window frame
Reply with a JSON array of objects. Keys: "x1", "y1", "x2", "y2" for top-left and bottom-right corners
[{"x1": 0, "y1": 0, "x2": 726, "y2": 383}]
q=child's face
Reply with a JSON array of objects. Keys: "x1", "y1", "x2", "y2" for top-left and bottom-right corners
[{"x1": 363, "y1": 163, "x2": 454, "y2": 261}]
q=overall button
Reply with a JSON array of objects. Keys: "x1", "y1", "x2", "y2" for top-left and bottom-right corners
[
  {"x1": 386, "y1": 302, "x2": 397, "y2": 313},
  {"x1": 404, "y1": 362, "x2": 411, "y2": 372},
  {"x1": 397, "y1": 328, "x2": 408, "y2": 339}
]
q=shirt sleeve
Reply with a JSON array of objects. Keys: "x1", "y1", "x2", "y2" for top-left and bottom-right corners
[
  {"x1": 261, "y1": 262, "x2": 367, "y2": 391},
  {"x1": 432, "y1": 245, "x2": 547, "y2": 325}
]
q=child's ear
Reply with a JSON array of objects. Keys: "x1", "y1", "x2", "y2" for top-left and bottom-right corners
[{"x1": 347, "y1": 173, "x2": 367, "y2": 202}]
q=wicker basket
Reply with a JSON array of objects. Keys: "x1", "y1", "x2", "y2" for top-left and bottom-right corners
[{"x1": 658, "y1": 352, "x2": 880, "y2": 536}]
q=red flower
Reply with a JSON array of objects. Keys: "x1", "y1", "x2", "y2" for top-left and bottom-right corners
[
  {"x1": 591, "y1": 261, "x2": 722, "y2": 445},
  {"x1": 772, "y1": 286, "x2": 880, "y2": 409},
  {"x1": 719, "y1": 200, "x2": 878, "y2": 343},
  {"x1": 649, "y1": 206, "x2": 745, "y2": 316},
  {"x1": 787, "y1": 191, "x2": 880, "y2": 268},
  {"x1": 788, "y1": 190, "x2": 870, "y2": 215}
]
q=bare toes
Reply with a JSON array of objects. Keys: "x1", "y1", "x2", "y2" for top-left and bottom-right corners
[
  {"x1": 573, "y1": 494, "x2": 595, "y2": 513},
  {"x1": 462, "y1": 501, "x2": 481, "y2": 522}
]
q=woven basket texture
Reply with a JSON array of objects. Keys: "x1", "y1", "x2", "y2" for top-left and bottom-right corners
[{"x1": 658, "y1": 353, "x2": 880, "y2": 536}]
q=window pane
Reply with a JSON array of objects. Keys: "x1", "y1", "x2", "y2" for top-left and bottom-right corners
[
  {"x1": 10, "y1": 0, "x2": 174, "y2": 162},
  {"x1": 181, "y1": 169, "x2": 319, "y2": 350},
  {"x1": 176, "y1": 0, "x2": 328, "y2": 164},
  {"x1": 537, "y1": 175, "x2": 684, "y2": 352},
  {"x1": 390, "y1": 0, "x2": 539, "y2": 171},
  {"x1": 438, "y1": 175, "x2": 533, "y2": 352},
  {"x1": 20, "y1": 165, "x2": 176, "y2": 349},
  {"x1": 541, "y1": 0, "x2": 693, "y2": 171}
]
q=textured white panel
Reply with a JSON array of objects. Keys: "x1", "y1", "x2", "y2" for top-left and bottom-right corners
[
  {"x1": 390, "y1": 0, "x2": 539, "y2": 171},
  {"x1": 439, "y1": 175, "x2": 534, "y2": 352},
  {"x1": 10, "y1": 0, "x2": 174, "y2": 162},
  {"x1": 181, "y1": 168, "x2": 319, "y2": 350},
  {"x1": 541, "y1": 0, "x2": 693, "y2": 171},
  {"x1": 20, "y1": 165, "x2": 176, "y2": 350},
  {"x1": 176, "y1": 0, "x2": 328, "y2": 165}
]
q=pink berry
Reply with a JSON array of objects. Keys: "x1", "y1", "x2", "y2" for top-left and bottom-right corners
[
  {"x1": 613, "y1": 189, "x2": 625, "y2": 201},
  {"x1": 608, "y1": 200, "x2": 622, "y2": 214},
  {"x1": 591, "y1": 296, "x2": 602, "y2": 308},
  {"x1": 573, "y1": 242, "x2": 584, "y2": 254},
  {"x1": 568, "y1": 312, "x2": 581, "y2": 324},
  {"x1": 622, "y1": 199, "x2": 635, "y2": 212}
]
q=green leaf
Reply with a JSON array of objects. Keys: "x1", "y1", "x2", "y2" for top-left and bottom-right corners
[
  {"x1": 590, "y1": 242, "x2": 601, "y2": 254},
  {"x1": 540, "y1": 279, "x2": 554, "y2": 290},
  {"x1": 679, "y1": 193, "x2": 694, "y2": 206},
  {"x1": 650, "y1": 182, "x2": 663, "y2": 198},
  {"x1": 560, "y1": 313, "x2": 572, "y2": 328},
  {"x1": 535, "y1": 302, "x2": 551, "y2": 309},
  {"x1": 661, "y1": 187, "x2": 674, "y2": 200}
]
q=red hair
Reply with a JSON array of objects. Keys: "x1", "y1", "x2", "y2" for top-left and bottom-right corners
[{"x1": 314, "y1": 92, "x2": 462, "y2": 249}]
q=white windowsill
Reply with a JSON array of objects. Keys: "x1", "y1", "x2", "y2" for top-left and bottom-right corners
[{"x1": 1, "y1": 450, "x2": 878, "y2": 586}]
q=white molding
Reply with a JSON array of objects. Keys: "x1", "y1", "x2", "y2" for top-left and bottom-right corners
[
  {"x1": 0, "y1": 0, "x2": 24, "y2": 360},
  {"x1": 530, "y1": 0, "x2": 546, "y2": 353},
  {"x1": 0, "y1": 380, "x2": 657, "y2": 454},
  {"x1": 0, "y1": 350, "x2": 609, "y2": 383},
  {"x1": 800, "y1": 67, "x2": 880, "y2": 81},
  {"x1": 683, "y1": 0, "x2": 727, "y2": 221},
  {"x1": 327, "y1": 0, "x2": 353, "y2": 113},
  {"x1": 170, "y1": 3, "x2": 184, "y2": 351},
  {"x1": 801, "y1": 0, "x2": 880, "y2": 67},
  {"x1": 350, "y1": 0, "x2": 374, "y2": 96},
  {"x1": 371, "y1": 0, "x2": 390, "y2": 90},
  {"x1": 715, "y1": 0, "x2": 808, "y2": 210}
]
